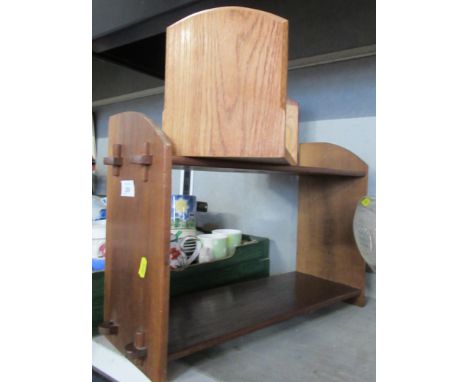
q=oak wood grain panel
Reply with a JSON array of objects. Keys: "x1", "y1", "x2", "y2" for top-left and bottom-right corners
[
  {"x1": 104, "y1": 112, "x2": 172, "y2": 382},
  {"x1": 168, "y1": 272, "x2": 360, "y2": 360},
  {"x1": 163, "y1": 7, "x2": 290, "y2": 162},
  {"x1": 296, "y1": 174, "x2": 368, "y2": 306},
  {"x1": 285, "y1": 99, "x2": 299, "y2": 164}
]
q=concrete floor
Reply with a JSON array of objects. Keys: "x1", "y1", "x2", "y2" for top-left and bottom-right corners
[{"x1": 93, "y1": 273, "x2": 375, "y2": 382}]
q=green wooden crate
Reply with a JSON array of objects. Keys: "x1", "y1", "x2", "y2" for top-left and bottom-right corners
[
  {"x1": 170, "y1": 234, "x2": 269, "y2": 296},
  {"x1": 92, "y1": 234, "x2": 269, "y2": 335},
  {"x1": 92, "y1": 271, "x2": 105, "y2": 336}
]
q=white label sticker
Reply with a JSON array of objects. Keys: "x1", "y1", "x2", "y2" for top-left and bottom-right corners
[{"x1": 120, "y1": 180, "x2": 135, "y2": 197}]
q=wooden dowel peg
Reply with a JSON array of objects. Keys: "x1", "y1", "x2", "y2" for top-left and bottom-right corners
[
  {"x1": 103, "y1": 144, "x2": 123, "y2": 176},
  {"x1": 134, "y1": 331, "x2": 145, "y2": 349},
  {"x1": 125, "y1": 330, "x2": 148, "y2": 360},
  {"x1": 130, "y1": 142, "x2": 153, "y2": 182}
]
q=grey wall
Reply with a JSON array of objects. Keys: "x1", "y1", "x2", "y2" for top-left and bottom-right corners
[
  {"x1": 93, "y1": 55, "x2": 375, "y2": 275},
  {"x1": 93, "y1": 90, "x2": 182, "y2": 195}
]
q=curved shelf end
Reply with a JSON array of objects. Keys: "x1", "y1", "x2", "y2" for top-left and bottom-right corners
[{"x1": 298, "y1": 143, "x2": 368, "y2": 176}]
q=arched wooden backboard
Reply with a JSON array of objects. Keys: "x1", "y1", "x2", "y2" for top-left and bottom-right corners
[{"x1": 163, "y1": 7, "x2": 292, "y2": 162}]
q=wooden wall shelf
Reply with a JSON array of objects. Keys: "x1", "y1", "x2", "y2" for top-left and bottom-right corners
[
  {"x1": 101, "y1": 111, "x2": 368, "y2": 381},
  {"x1": 168, "y1": 272, "x2": 360, "y2": 360}
]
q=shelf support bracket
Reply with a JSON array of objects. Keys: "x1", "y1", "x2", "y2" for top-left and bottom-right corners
[
  {"x1": 103, "y1": 144, "x2": 123, "y2": 176},
  {"x1": 130, "y1": 142, "x2": 153, "y2": 182}
]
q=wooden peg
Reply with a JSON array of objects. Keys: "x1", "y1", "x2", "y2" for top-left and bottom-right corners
[
  {"x1": 130, "y1": 142, "x2": 153, "y2": 182},
  {"x1": 103, "y1": 144, "x2": 123, "y2": 176},
  {"x1": 125, "y1": 330, "x2": 147, "y2": 360},
  {"x1": 134, "y1": 331, "x2": 145, "y2": 349}
]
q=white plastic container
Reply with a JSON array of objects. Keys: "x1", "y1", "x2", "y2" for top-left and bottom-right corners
[{"x1": 92, "y1": 220, "x2": 106, "y2": 258}]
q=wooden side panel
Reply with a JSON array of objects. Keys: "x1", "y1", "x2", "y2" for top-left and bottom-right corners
[
  {"x1": 285, "y1": 99, "x2": 299, "y2": 165},
  {"x1": 296, "y1": 143, "x2": 368, "y2": 306},
  {"x1": 163, "y1": 7, "x2": 289, "y2": 161},
  {"x1": 296, "y1": 175, "x2": 368, "y2": 306},
  {"x1": 104, "y1": 112, "x2": 171, "y2": 381}
]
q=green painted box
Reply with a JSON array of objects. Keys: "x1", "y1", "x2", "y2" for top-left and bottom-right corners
[
  {"x1": 92, "y1": 234, "x2": 269, "y2": 335},
  {"x1": 170, "y1": 234, "x2": 269, "y2": 296},
  {"x1": 92, "y1": 271, "x2": 105, "y2": 336}
]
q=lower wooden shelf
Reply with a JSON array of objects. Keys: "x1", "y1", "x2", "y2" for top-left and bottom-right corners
[{"x1": 168, "y1": 271, "x2": 360, "y2": 360}]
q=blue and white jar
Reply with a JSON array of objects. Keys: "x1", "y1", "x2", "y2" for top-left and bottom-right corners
[{"x1": 170, "y1": 194, "x2": 196, "y2": 229}]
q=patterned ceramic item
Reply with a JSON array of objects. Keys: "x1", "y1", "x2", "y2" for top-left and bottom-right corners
[
  {"x1": 169, "y1": 232, "x2": 201, "y2": 269},
  {"x1": 198, "y1": 233, "x2": 228, "y2": 261},
  {"x1": 171, "y1": 194, "x2": 196, "y2": 229},
  {"x1": 353, "y1": 196, "x2": 376, "y2": 272}
]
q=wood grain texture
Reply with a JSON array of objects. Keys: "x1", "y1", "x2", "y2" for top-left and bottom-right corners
[
  {"x1": 296, "y1": 177, "x2": 368, "y2": 306},
  {"x1": 296, "y1": 176, "x2": 368, "y2": 306},
  {"x1": 163, "y1": 7, "x2": 294, "y2": 163},
  {"x1": 285, "y1": 99, "x2": 299, "y2": 165},
  {"x1": 104, "y1": 112, "x2": 172, "y2": 382},
  {"x1": 296, "y1": 143, "x2": 368, "y2": 306},
  {"x1": 168, "y1": 272, "x2": 360, "y2": 360}
]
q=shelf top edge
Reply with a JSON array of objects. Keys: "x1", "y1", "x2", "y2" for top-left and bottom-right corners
[{"x1": 172, "y1": 156, "x2": 367, "y2": 177}]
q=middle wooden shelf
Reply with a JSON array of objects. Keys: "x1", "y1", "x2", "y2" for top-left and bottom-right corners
[
  {"x1": 172, "y1": 140, "x2": 368, "y2": 178},
  {"x1": 172, "y1": 156, "x2": 366, "y2": 177}
]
